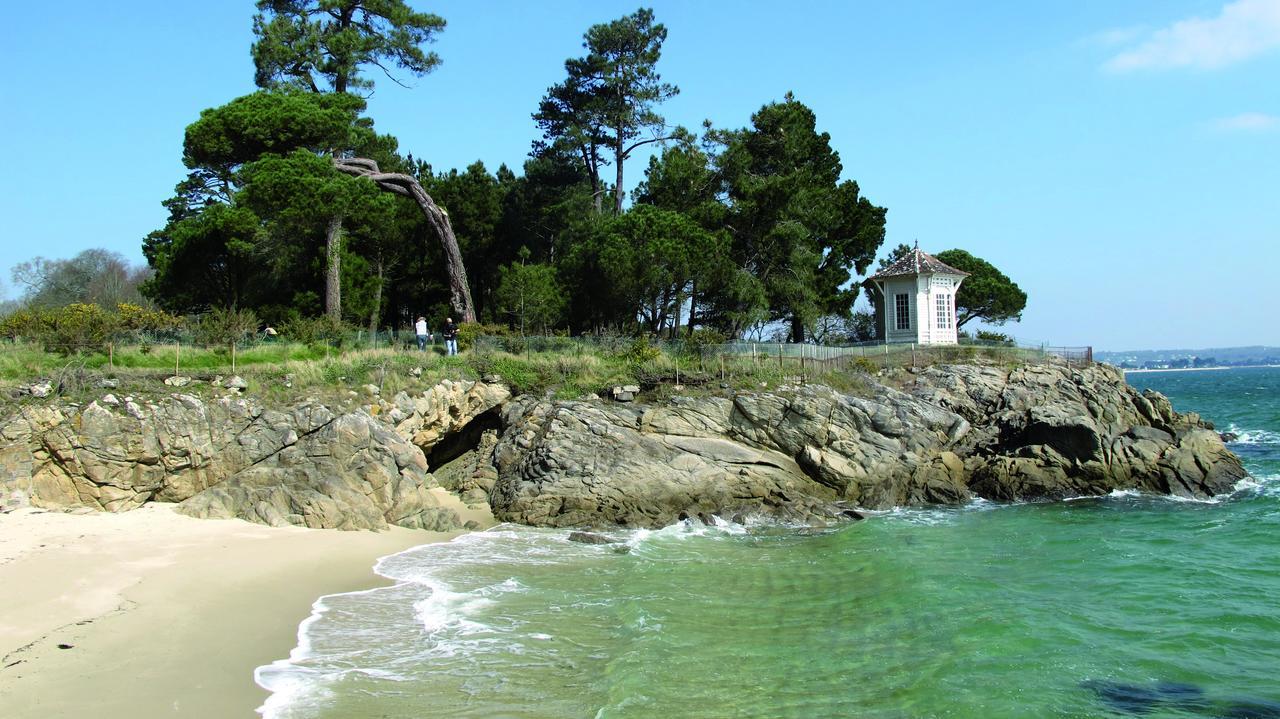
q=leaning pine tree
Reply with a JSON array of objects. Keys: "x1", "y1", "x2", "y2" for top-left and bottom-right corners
[{"x1": 251, "y1": 0, "x2": 474, "y2": 322}]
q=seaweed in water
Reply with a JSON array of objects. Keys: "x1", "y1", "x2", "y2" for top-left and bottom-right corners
[{"x1": 1081, "y1": 679, "x2": 1280, "y2": 718}]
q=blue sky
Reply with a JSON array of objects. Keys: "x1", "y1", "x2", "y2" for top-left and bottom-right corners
[{"x1": 2, "y1": 0, "x2": 1277, "y2": 350}]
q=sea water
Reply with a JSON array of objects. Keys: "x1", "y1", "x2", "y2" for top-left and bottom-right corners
[{"x1": 257, "y1": 367, "x2": 1280, "y2": 718}]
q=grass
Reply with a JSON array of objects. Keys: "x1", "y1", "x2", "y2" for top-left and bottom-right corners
[{"x1": 1, "y1": 337, "x2": 1036, "y2": 412}]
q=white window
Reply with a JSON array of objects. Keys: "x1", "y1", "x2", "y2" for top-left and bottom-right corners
[
  {"x1": 936, "y1": 294, "x2": 952, "y2": 329},
  {"x1": 895, "y1": 294, "x2": 910, "y2": 330}
]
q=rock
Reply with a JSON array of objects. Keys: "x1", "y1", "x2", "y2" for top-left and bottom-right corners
[
  {"x1": 29, "y1": 381, "x2": 54, "y2": 398},
  {"x1": 568, "y1": 531, "x2": 617, "y2": 544},
  {"x1": 409, "y1": 367, "x2": 423, "y2": 378},
  {"x1": 1220, "y1": 431, "x2": 1239, "y2": 443},
  {"x1": 101, "y1": 394, "x2": 119, "y2": 406},
  {"x1": 98, "y1": 378, "x2": 118, "y2": 389},
  {"x1": 611, "y1": 385, "x2": 639, "y2": 402},
  {"x1": 164, "y1": 376, "x2": 192, "y2": 387},
  {"x1": 0, "y1": 387, "x2": 479, "y2": 532},
  {"x1": 482, "y1": 373, "x2": 502, "y2": 384},
  {"x1": 225, "y1": 376, "x2": 247, "y2": 391},
  {"x1": 488, "y1": 363, "x2": 1248, "y2": 528},
  {"x1": 362, "y1": 384, "x2": 381, "y2": 396},
  {"x1": 390, "y1": 379, "x2": 510, "y2": 454}
]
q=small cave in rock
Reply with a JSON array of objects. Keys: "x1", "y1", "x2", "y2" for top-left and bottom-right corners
[{"x1": 425, "y1": 409, "x2": 503, "y2": 491}]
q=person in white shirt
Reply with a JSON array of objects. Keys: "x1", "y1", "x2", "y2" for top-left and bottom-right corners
[{"x1": 414, "y1": 317, "x2": 430, "y2": 351}]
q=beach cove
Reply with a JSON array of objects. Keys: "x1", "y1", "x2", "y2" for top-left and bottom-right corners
[{"x1": 0, "y1": 495, "x2": 492, "y2": 718}]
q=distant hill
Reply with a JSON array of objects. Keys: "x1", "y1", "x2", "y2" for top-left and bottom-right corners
[{"x1": 1095, "y1": 346, "x2": 1280, "y2": 369}]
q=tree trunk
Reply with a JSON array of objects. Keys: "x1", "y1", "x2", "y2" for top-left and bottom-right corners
[
  {"x1": 333, "y1": 158, "x2": 476, "y2": 322},
  {"x1": 687, "y1": 280, "x2": 697, "y2": 337},
  {"x1": 367, "y1": 255, "x2": 384, "y2": 339},
  {"x1": 614, "y1": 135, "x2": 625, "y2": 214},
  {"x1": 324, "y1": 214, "x2": 343, "y2": 320},
  {"x1": 581, "y1": 145, "x2": 603, "y2": 215},
  {"x1": 790, "y1": 315, "x2": 806, "y2": 344}
]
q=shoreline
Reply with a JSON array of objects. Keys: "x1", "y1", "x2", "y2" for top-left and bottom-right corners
[
  {"x1": 0, "y1": 494, "x2": 492, "y2": 718},
  {"x1": 1121, "y1": 364, "x2": 1279, "y2": 374}
]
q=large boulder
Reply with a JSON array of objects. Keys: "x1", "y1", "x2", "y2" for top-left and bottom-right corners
[
  {"x1": 0, "y1": 391, "x2": 465, "y2": 531},
  {"x1": 177, "y1": 413, "x2": 458, "y2": 531}
]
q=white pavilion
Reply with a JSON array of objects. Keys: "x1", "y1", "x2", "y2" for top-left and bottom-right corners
[{"x1": 864, "y1": 246, "x2": 968, "y2": 345}]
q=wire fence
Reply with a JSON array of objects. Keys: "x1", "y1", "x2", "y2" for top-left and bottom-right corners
[{"x1": 470, "y1": 334, "x2": 1094, "y2": 372}]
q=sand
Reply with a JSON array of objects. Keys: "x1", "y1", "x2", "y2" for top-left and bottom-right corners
[{"x1": 0, "y1": 491, "x2": 493, "y2": 718}]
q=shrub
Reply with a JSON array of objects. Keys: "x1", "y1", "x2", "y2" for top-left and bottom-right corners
[
  {"x1": 852, "y1": 357, "x2": 880, "y2": 374},
  {"x1": 38, "y1": 303, "x2": 119, "y2": 356},
  {"x1": 617, "y1": 336, "x2": 661, "y2": 366},
  {"x1": 280, "y1": 314, "x2": 346, "y2": 346},
  {"x1": 0, "y1": 309, "x2": 40, "y2": 341},
  {"x1": 194, "y1": 307, "x2": 259, "y2": 370},
  {"x1": 116, "y1": 303, "x2": 182, "y2": 334},
  {"x1": 975, "y1": 330, "x2": 1016, "y2": 347},
  {"x1": 456, "y1": 322, "x2": 509, "y2": 351}
]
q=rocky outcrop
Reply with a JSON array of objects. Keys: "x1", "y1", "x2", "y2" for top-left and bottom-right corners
[
  {"x1": 1, "y1": 363, "x2": 1250, "y2": 532},
  {"x1": 0, "y1": 394, "x2": 459, "y2": 531},
  {"x1": 387, "y1": 378, "x2": 509, "y2": 453},
  {"x1": 490, "y1": 363, "x2": 1248, "y2": 527}
]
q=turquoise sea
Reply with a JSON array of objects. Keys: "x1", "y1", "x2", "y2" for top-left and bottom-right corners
[{"x1": 257, "y1": 367, "x2": 1280, "y2": 718}]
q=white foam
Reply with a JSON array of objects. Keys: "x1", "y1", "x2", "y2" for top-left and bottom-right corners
[{"x1": 1224, "y1": 424, "x2": 1280, "y2": 445}]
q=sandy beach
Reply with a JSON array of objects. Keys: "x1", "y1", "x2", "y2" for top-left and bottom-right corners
[{"x1": 0, "y1": 492, "x2": 492, "y2": 718}]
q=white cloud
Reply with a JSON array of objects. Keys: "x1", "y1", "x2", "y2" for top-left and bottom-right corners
[
  {"x1": 1105, "y1": 0, "x2": 1280, "y2": 71},
  {"x1": 1084, "y1": 26, "x2": 1148, "y2": 48},
  {"x1": 1212, "y1": 112, "x2": 1280, "y2": 130}
]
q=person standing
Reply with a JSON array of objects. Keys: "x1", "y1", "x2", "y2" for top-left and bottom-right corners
[
  {"x1": 414, "y1": 316, "x2": 430, "y2": 351},
  {"x1": 442, "y1": 317, "x2": 458, "y2": 356}
]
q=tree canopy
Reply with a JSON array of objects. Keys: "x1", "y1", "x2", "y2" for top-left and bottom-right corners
[
  {"x1": 252, "y1": 0, "x2": 446, "y2": 94},
  {"x1": 535, "y1": 8, "x2": 678, "y2": 215},
  {"x1": 107, "y1": 6, "x2": 949, "y2": 345},
  {"x1": 934, "y1": 249, "x2": 1027, "y2": 328},
  {"x1": 716, "y1": 96, "x2": 887, "y2": 342}
]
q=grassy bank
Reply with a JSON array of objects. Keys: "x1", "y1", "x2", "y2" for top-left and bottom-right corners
[{"x1": 1, "y1": 337, "x2": 1041, "y2": 412}]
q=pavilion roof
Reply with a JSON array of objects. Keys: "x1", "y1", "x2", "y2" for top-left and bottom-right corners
[{"x1": 869, "y1": 247, "x2": 969, "y2": 280}]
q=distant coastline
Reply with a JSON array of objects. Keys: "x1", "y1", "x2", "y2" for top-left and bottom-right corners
[{"x1": 1122, "y1": 365, "x2": 1280, "y2": 374}]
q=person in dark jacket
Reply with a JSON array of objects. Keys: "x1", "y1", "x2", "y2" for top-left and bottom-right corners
[{"x1": 442, "y1": 317, "x2": 458, "y2": 356}]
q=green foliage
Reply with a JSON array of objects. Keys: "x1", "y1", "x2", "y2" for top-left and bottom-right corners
[
  {"x1": 143, "y1": 203, "x2": 265, "y2": 313},
  {"x1": 934, "y1": 249, "x2": 1028, "y2": 327},
  {"x1": 35, "y1": 303, "x2": 119, "y2": 356},
  {"x1": 252, "y1": 0, "x2": 446, "y2": 95},
  {"x1": 183, "y1": 90, "x2": 365, "y2": 169},
  {"x1": 536, "y1": 8, "x2": 677, "y2": 214},
  {"x1": 618, "y1": 337, "x2": 662, "y2": 366},
  {"x1": 115, "y1": 303, "x2": 182, "y2": 334},
  {"x1": 0, "y1": 309, "x2": 40, "y2": 341},
  {"x1": 877, "y1": 243, "x2": 913, "y2": 271},
  {"x1": 494, "y1": 250, "x2": 567, "y2": 335},
  {"x1": 975, "y1": 330, "x2": 1016, "y2": 346},
  {"x1": 279, "y1": 314, "x2": 346, "y2": 346},
  {"x1": 456, "y1": 322, "x2": 509, "y2": 352},
  {"x1": 194, "y1": 307, "x2": 259, "y2": 349},
  {"x1": 716, "y1": 96, "x2": 887, "y2": 341},
  {"x1": 852, "y1": 357, "x2": 880, "y2": 374}
]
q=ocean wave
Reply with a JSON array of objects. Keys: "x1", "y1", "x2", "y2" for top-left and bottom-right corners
[{"x1": 1224, "y1": 424, "x2": 1280, "y2": 446}]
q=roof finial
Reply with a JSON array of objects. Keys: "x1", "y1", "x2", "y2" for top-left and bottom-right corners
[{"x1": 914, "y1": 239, "x2": 919, "y2": 250}]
